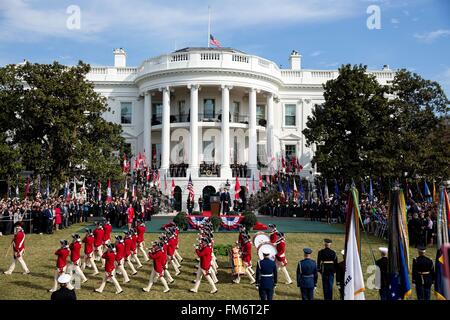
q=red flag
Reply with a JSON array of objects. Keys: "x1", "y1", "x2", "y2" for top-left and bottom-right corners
[
  {"x1": 171, "y1": 179, "x2": 175, "y2": 197},
  {"x1": 235, "y1": 176, "x2": 241, "y2": 200},
  {"x1": 164, "y1": 174, "x2": 167, "y2": 193},
  {"x1": 259, "y1": 172, "x2": 263, "y2": 189},
  {"x1": 246, "y1": 177, "x2": 249, "y2": 194},
  {"x1": 281, "y1": 157, "x2": 286, "y2": 169},
  {"x1": 25, "y1": 177, "x2": 30, "y2": 198},
  {"x1": 106, "y1": 179, "x2": 112, "y2": 203},
  {"x1": 123, "y1": 154, "x2": 130, "y2": 173},
  {"x1": 252, "y1": 175, "x2": 256, "y2": 194},
  {"x1": 146, "y1": 166, "x2": 150, "y2": 181}
]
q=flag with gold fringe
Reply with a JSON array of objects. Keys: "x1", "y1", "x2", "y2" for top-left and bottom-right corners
[
  {"x1": 434, "y1": 186, "x2": 450, "y2": 300},
  {"x1": 343, "y1": 187, "x2": 366, "y2": 300},
  {"x1": 387, "y1": 188, "x2": 411, "y2": 300}
]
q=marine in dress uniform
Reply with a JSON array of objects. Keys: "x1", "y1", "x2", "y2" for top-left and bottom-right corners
[
  {"x1": 51, "y1": 273, "x2": 77, "y2": 301},
  {"x1": 123, "y1": 231, "x2": 138, "y2": 275},
  {"x1": 274, "y1": 232, "x2": 293, "y2": 284},
  {"x1": 317, "y1": 238, "x2": 337, "y2": 300},
  {"x1": 375, "y1": 247, "x2": 389, "y2": 300},
  {"x1": 95, "y1": 244, "x2": 123, "y2": 294},
  {"x1": 81, "y1": 228, "x2": 99, "y2": 275},
  {"x1": 49, "y1": 240, "x2": 73, "y2": 292},
  {"x1": 233, "y1": 234, "x2": 255, "y2": 284},
  {"x1": 93, "y1": 223, "x2": 104, "y2": 261},
  {"x1": 114, "y1": 235, "x2": 131, "y2": 283},
  {"x1": 136, "y1": 220, "x2": 150, "y2": 262},
  {"x1": 412, "y1": 246, "x2": 435, "y2": 300},
  {"x1": 297, "y1": 248, "x2": 318, "y2": 300},
  {"x1": 142, "y1": 241, "x2": 170, "y2": 293},
  {"x1": 4, "y1": 225, "x2": 30, "y2": 275},
  {"x1": 68, "y1": 234, "x2": 88, "y2": 285},
  {"x1": 335, "y1": 250, "x2": 345, "y2": 300},
  {"x1": 255, "y1": 249, "x2": 278, "y2": 300},
  {"x1": 190, "y1": 237, "x2": 218, "y2": 294}
]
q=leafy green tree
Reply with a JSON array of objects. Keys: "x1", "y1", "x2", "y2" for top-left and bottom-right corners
[{"x1": 0, "y1": 61, "x2": 126, "y2": 189}]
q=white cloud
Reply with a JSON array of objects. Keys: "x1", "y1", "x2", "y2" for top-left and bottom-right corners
[
  {"x1": 414, "y1": 29, "x2": 450, "y2": 43},
  {"x1": 391, "y1": 18, "x2": 400, "y2": 24},
  {"x1": 310, "y1": 50, "x2": 323, "y2": 57}
]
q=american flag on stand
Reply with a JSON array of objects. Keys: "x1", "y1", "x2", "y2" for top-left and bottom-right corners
[
  {"x1": 209, "y1": 34, "x2": 221, "y2": 47},
  {"x1": 187, "y1": 174, "x2": 194, "y2": 202}
]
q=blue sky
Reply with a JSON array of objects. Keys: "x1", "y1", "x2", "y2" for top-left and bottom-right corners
[{"x1": 1, "y1": 0, "x2": 449, "y2": 96}]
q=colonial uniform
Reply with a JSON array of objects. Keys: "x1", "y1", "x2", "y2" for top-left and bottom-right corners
[
  {"x1": 412, "y1": 247, "x2": 435, "y2": 300},
  {"x1": 167, "y1": 232, "x2": 181, "y2": 275},
  {"x1": 114, "y1": 236, "x2": 130, "y2": 283},
  {"x1": 130, "y1": 229, "x2": 143, "y2": 268},
  {"x1": 136, "y1": 221, "x2": 149, "y2": 261},
  {"x1": 81, "y1": 229, "x2": 99, "y2": 275},
  {"x1": 95, "y1": 245, "x2": 123, "y2": 294},
  {"x1": 190, "y1": 238, "x2": 218, "y2": 294},
  {"x1": 317, "y1": 239, "x2": 337, "y2": 300},
  {"x1": 255, "y1": 252, "x2": 277, "y2": 300},
  {"x1": 68, "y1": 234, "x2": 88, "y2": 284},
  {"x1": 102, "y1": 221, "x2": 112, "y2": 246},
  {"x1": 297, "y1": 248, "x2": 318, "y2": 300},
  {"x1": 233, "y1": 234, "x2": 255, "y2": 284},
  {"x1": 4, "y1": 226, "x2": 30, "y2": 275},
  {"x1": 275, "y1": 233, "x2": 292, "y2": 284},
  {"x1": 50, "y1": 240, "x2": 73, "y2": 292},
  {"x1": 142, "y1": 243, "x2": 170, "y2": 293},
  {"x1": 93, "y1": 224, "x2": 104, "y2": 261},
  {"x1": 123, "y1": 232, "x2": 138, "y2": 275}
]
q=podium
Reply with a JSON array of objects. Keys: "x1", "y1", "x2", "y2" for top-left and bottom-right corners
[{"x1": 210, "y1": 196, "x2": 221, "y2": 217}]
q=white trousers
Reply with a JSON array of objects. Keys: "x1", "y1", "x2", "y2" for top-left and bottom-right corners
[
  {"x1": 96, "y1": 270, "x2": 122, "y2": 293},
  {"x1": 5, "y1": 250, "x2": 29, "y2": 274},
  {"x1": 143, "y1": 269, "x2": 170, "y2": 292}
]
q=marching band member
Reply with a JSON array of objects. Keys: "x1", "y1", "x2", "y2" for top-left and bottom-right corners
[
  {"x1": 123, "y1": 231, "x2": 138, "y2": 275},
  {"x1": 69, "y1": 234, "x2": 88, "y2": 284},
  {"x1": 95, "y1": 244, "x2": 123, "y2": 294},
  {"x1": 81, "y1": 228, "x2": 99, "y2": 275},
  {"x1": 136, "y1": 220, "x2": 150, "y2": 262},
  {"x1": 49, "y1": 240, "x2": 73, "y2": 292},
  {"x1": 142, "y1": 241, "x2": 170, "y2": 293},
  {"x1": 170, "y1": 223, "x2": 184, "y2": 264},
  {"x1": 275, "y1": 232, "x2": 293, "y2": 284},
  {"x1": 4, "y1": 224, "x2": 30, "y2": 275},
  {"x1": 102, "y1": 219, "x2": 113, "y2": 246},
  {"x1": 114, "y1": 235, "x2": 130, "y2": 283},
  {"x1": 190, "y1": 237, "x2": 218, "y2": 294},
  {"x1": 158, "y1": 234, "x2": 174, "y2": 283},
  {"x1": 166, "y1": 230, "x2": 181, "y2": 275},
  {"x1": 93, "y1": 222, "x2": 104, "y2": 262},
  {"x1": 269, "y1": 224, "x2": 278, "y2": 244},
  {"x1": 233, "y1": 234, "x2": 255, "y2": 284},
  {"x1": 130, "y1": 228, "x2": 143, "y2": 268}
]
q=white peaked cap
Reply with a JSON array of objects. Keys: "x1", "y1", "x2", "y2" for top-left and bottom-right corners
[
  {"x1": 379, "y1": 247, "x2": 388, "y2": 254},
  {"x1": 57, "y1": 273, "x2": 71, "y2": 284}
]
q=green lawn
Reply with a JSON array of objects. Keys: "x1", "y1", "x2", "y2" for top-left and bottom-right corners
[{"x1": 0, "y1": 223, "x2": 437, "y2": 300}]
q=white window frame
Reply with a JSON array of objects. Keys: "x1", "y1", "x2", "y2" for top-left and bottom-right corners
[
  {"x1": 120, "y1": 101, "x2": 133, "y2": 125},
  {"x1": 283, "y1": 103, "x2": 297, "y2": 127}
]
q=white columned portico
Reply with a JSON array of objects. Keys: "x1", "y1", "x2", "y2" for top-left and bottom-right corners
[
  {"x1": 248, "y1": 88, "x2": 258, "y2": 176},
  {"x1": 160, "y1": 86, "x2": 171, "y2": 172},
  {"x1": 188, "y1": 84, "x2": 200, "y2": 177},
  {"x1": 143, "y1": 91, "x2": 152, "y2": 167},
  {"x1": 266, "y1": 93, "x2": 274, "y2": 161},
  {"x1": 220, "y1": 85, "x2": 232, "y2": 177}
]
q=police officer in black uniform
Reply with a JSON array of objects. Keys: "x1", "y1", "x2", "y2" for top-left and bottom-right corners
[
  {"x1": 296, "y1": 248, "x2": 318, "y2": 300},
  {"x1": 255, "y1": 249, "x2": 278, "y2": 300},
  {"x1": 317, "y1": 238, "x2": 338, "y2": 300},
  {"x1": 412, "y1": 246, "x2": 434, "y2": 300},
  {"x1": 375, "y1": 247, "x2": 389, "y2": 300}
]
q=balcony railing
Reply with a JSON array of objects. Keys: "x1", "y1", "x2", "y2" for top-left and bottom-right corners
[
  {"x1": 231, "y1": 163, "x2": 249, "y2": 178},
  {"x1": 199, "y1": 163, "x2": 220, "y2": 177},
  {"x1": 169, "y1": 163, "x2": 188, "y2": 177},
  {"x1": 151, "y1": 114, "x2": 266, "y2": 126}
]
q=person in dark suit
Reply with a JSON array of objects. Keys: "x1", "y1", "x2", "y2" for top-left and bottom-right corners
[
  {"x1": 375, "y1": 247, "x2": 389, "y2": 300},
  {"x1": 220, "y1": 189, "x2": 231, "y2": 215},
  {"x1": 335, "y1": 250, "x2": 345, "y2": 300},
  {"x1": 412, "y1": 246, "x2": 434, "y2": 300},
  {"x1": 255, "y1": 250, "x2": 278, "y2": 300},
  {"x1": 297, "y1": 248, "x2": 318, "y2": 300},
  {"x1": 50, "y1": 273, "x2": 77, "y2": 301},
  {"x1": 317, "y1": 238, "x2": 337, "y2": 300}
]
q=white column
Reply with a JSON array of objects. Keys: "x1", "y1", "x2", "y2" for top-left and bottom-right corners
[
  {"x1": 160, "y1": 87, "x2": 170, "y2": 171},
  {"x1": 188, "y1": 84, "x2": 199, "y2": 177},
  {"x1": 248, "y1": 88, "x2": 258, "y2": 176},
  {"x1": 266, "y1": 93, "x2": 274, "y2": 161},
  {"x1": 221, "y1": 85, "x2": 232, "y2": 178},
  {"x1": 143, "y1": 92, "x2": 152, "y2": 167}
]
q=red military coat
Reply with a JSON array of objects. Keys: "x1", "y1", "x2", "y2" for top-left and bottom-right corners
[
  {"x1": 149, "y1": 249, "x2": 165, "y2": 275},
  {"x1": 93, "y1": 228, "x2": 104, "y2": 247},
  {"x1": 69, "y1": 241, "x2": 82, "y2": 263},
  {"x1": 167, "y1": 237, "x2": 177, "y2": 257},
  {"x1": 124, "y1": 237, "x2": 132, "y2": 258},
  {"x1": 115, "y1": 242, "x2": 125, "y2": 261},
  {"x1": 276, "y1": 240, "x2": 287, "y2": 265},
  {"x1": 130, "y1": 234, "x2": 138, "y2": 252},
  {"x1": 55, "y1": 247, "x2": 70, "y2": 270},
  {"x1": 136, "y1": 225, "x2": 145, "y2": 244},
  {"x1": 82, "y1": 235, "x2": 95, "y2": 255},
  {"x1": 103, "y1": 224, "x2": 112, "y2": 243},
  {"x1": 241, "y1": 241, "x2": 252, "y2": 264},
  {"x1": 13, "y1": 230, "x2": 25, "y2": 253},
  {"x1": 102, "y1": 251, "x2": 116, "y2": 273},
  {"x1": 196, "y1": 245, "x2": 212, "y2": 271}
]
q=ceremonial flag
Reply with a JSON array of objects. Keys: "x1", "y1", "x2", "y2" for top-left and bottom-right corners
[
  {"x1": 277, "y1": 180, "x2": 284, "y2": 200},
  {"x1": 387, "y1": 188, "x2": 411, "y2": 300},
  {"x1": 73, "y1": 178, "x2": 78, "y2": 200},
  {"x1": 343, "y1": 187, "x2": 366, "y2": 300},
  {"x1": 146, "y1": 166, "x2": 150, "y2": 182},
  {"x1": 171, "y1": 179, "x2": 175, "y2": 197},
  {"x1": 434, "y1": 186, "x2": 450, "y2": 300},
  {"x1": 46, "y1": 178, "x2": 50, "y2": 199},
  {"x1": 24, "y1": 176, "x2": 30, "y2": 198},
  {"x1": 164, "y1": 174, "x2": 167, "y2": 194},
  {"x1": 285, "y1": 179, "x2": 291, "y2": 198},
  {"x1": 324, "y1": 180, "x2": 330, "y2": 201},
  {"x1": 424, "y1": 180, "x2": 432, "y2": 203},
  {"x1": 209, "y1": 34, "x2": 221, "y2": 47},
  {"x1": 259, "y1": 172, "x2": 263, "y2": 189},
  {"x1": 361, "y1": 181, "x2": 366, "y2": 195},
  {"x1": 416, "y1": 181, "x2": 424, "y2": 201},
  {"x1": 235, "y1": 176, "x2": 241, "y2": 200},
  {"x1": 253, "y1": 175, "x2": 256, "y2": 194},
  {"x1": 299, "y1": 180, "x2": 305, "y2": 203},
  {"x1": 124, "y1": 179, "x2": 128, "y2": 200},
  {"x1": 97, "y1": 180, "x2": 101, "y2": 202},
  {"x1": 106, "y1": 179, "x2": 112, "y2": 203},
  {"x1": 187, "y1": 174, "x2": 195, "y2": 202},
  {"x1": 81, "y1": 179, "x2": 86, "y2": 201},
  {"x1": 432, "y1": 181, "x2": 437, "y2": 203},
  {"x1": 137, "y1": 152, "x2": 143, "y2": 167},
  {"x1": 281, "y1": 157, "x2": 285, "y2": 170},
  {"x1": 132, "y1": 183, "x2": 136, "y2": 198},
  {"x1": 245, "y1": 177, "x2": 249, "y2": 194},
  {"x1": 369, "y1": 178, "x2": 374, "y2": 203},
  {"x1": 66, "y1": 181, "x2": 71, "y2": 201},
  {"x1": 334, "y1": 179, "x2": 340, "y2": 200}
]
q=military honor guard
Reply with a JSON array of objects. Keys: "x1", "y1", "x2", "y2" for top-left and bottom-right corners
[
  {"x1": 81, "y1": 228, "x2": 99, "y2": 275},
  {"x1": 255, "y1": 248, "x2": 278, "y2": 300},
  {"x1": 274, "y1": 232, "x2": 293, "y2": 284},
  {"x1": 136, "y1": 220, "x2": 150, "y2": 262},
  {"x1": 93, "y1": 222, "x2": 105, "y2": 261},
  {"x1": 51, "y1": 273, "x2": 77, "y2": 301},
  {"x1": 375, "y1": 247, "x2": 389, "y2": 300},
  {"x1": 142, "y1": 241, "x2": 170, "y2": 293},
  {"x1": 4, "y1": 224, "x2": 30, "y2": 275},
  {"x1": 317, "y1": 238, "x2": 337, "y2": 300},
  {"x1": 130, "y1": 228, "x2": 143, "y2": 268},
  {"x1": 123, "y1": 231, "x2": 138, "y2": 275},
  {"x1": 49, "y1": 240, "x2": 73, "y2": 292},
  {"x1": 296, "y1": 248, "x2": 318, "y2": 300},
  {"x1": 68, "y1": 234, "x2": 88, "y2": 284},
  {"x1": 233, "y1": 234, "x2": 255, "y2": 284},
  {"x1": 412, "y1": 245, "x2": 435, "y2": 300},
  {"x1": 95, "y1": 244, "x2": 123, "y2": 294},
  {"x1": 114, "y1": 235, "x2": 131, "y2": 283},
  {"x1": 190, "y1": 237, "x2": 218, "y2": 294}
]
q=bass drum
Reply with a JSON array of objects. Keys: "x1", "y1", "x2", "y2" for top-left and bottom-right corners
[
  {"x1": 253, "y1": 232, "x2": 270, "y2": 248},
  {"x1": 257, "y1": 243, "x2": 277, "y2": 261}
]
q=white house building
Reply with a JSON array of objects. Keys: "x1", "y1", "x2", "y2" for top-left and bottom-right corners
[{"x1": 86, "y1": 47, "x2": 395, "y2": 210}]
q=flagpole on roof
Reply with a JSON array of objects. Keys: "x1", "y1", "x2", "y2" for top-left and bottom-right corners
[{"x1": 207, "y1": 6, "x2": 211, "y2": 48}]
